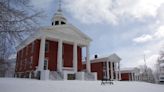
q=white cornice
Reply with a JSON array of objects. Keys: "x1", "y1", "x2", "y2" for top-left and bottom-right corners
[{"x1": 16, "y1": 24, "x2": 92, "y2": 51}]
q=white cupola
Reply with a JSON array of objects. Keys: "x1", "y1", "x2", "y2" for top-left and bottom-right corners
[{"x1": 51, "y1": 0, "x2": 67, "y2": 26}]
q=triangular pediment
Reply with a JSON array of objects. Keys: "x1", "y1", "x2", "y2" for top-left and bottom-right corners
[
  {"x1": 108, "y1": 53, "x2": 121, "y2": 62},
  {"x1": 44, "y1": 24, "x2": 92, "y2": 41}
]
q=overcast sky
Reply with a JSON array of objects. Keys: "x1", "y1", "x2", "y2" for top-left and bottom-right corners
[{"x1": 30, "y1": 0, "x2": 164, "y2": 69}]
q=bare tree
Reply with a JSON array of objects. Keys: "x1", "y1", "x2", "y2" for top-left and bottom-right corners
[
  {"x1": 159, "y1": 49, "x2": 164, "y2": 59},
  {"x1": 0, "y1": 0, "x2": 43, "y2": 62}
]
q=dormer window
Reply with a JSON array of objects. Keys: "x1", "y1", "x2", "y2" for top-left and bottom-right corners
[{"x1": 55, "y1": 21, "x2": 59, "y2": 25}]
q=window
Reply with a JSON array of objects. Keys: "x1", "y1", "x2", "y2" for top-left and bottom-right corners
[
  {"x1": 52, "y1": 22, "x2": 54, "y2": 26},
  {"x1": 24, "y1": 59, "x2": 26, "y2": 70},
  {"x1": 32, "y1": 42, "x2": 35, "y2": 53},
  {"x1": 17, "y1": 52, "x2": 20, "y2": 61},
  {"x1": 19, "y1": 61, "x2": 21, "y2": 70},
  {"x1": 21, "y1": 50, "x2": 23, "y2": 59},
  {"x1": 26, "y1": 46, "x2": 28, "y2": 56},
  {"x1": 67, "y1": 74, "x2": 75, "y2": 80},
  {"x1": 103, "y1": 62, "x2": 106, "y2": 69},
  {"x1": 29, "y1": 56, "x2": 33, "y2": 69},
  {"x1": 45, "y1": 41, "x2": 49, "y2": 52},
  {"x1": 20, "y1": 60, "x2": 22, "y2": 70},
  {"x1": 24, "y1": 48, "x2": 26, "y2": 57},
  {"x1": 44, "y1": 59, "x2": 48, "y2": 70},
  {"x1": 61, "y1": 21, "x2": 65, "y2": 25},
  {"x1": 55, "y1": 21, "x2": 59, "y2": 25}
]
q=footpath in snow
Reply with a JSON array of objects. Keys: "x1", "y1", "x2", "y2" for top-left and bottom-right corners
[{"x1": 0, "y1": 78, "x2": 164, "y2": 92}]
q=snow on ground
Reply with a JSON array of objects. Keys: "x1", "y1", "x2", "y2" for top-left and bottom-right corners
[{"x1": 0, "y1": 78, "x2": 164, "y2": 92}]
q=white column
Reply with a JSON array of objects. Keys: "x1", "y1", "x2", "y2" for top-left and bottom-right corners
[
  {"x1": 106, "y1": 61, "x2": 110, "y2": 79},
  {"x1": 73, "y1": 43, "x2": 77, "y2": 72},
  {"x1": 115, "y1": 63, "x2": 118, "y2": 80},
  {"x1": 86, "y1": 45, "x2": 91, "y2": 72},
  {"x1": 118, "y1": 62, "x2": 121, "y2": 80},
  {"x1": 38, "y1": 36, "x2": 46, "y2": 71},
  {"x1": 132, "y1": 73, "x2": 134, "y2": 81},
  {"x1": 29, "y1": 72, "x2": 31, "y2": 79},
  {"x1": 57, "y1": 39, "x2": 63, "y2": 72},
  {"x1": 110, "y1": 62, "x2": 114, "y2": 80}
]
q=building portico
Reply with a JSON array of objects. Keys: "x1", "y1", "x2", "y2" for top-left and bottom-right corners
[
  {"x1": 37, "y1": 34, "x2": 91, "y2": 75},
  {"x1": 15, "y1": 7, "x2": 96, "y2": 80},
  {"x1": 83, "y1": 53, "x2": 121, "y2": 80}
]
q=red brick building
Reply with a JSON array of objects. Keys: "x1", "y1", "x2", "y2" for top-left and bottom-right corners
[
  {"x1": 15, "y1": 7, "x2": 97, "y2": 80},
  {"x1": 120, "y1": 68, "x2": 138, "y2": 81},
  {"x1": 83, "y1": 54, "x2": 121, "y2": 80}
]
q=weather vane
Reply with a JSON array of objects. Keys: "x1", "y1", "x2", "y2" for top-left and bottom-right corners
[{"x1": 58, "y1": 0, "x2": 62, "y2": 12}]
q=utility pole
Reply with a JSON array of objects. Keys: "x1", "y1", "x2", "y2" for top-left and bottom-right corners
[{"x1": 144, "y1": 54, "x2": 148, "y2": 82}]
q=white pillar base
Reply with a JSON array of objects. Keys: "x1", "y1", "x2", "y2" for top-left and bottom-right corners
[
  {"x1": 40, "y1": 70, "x2": 50, "y2": 80},
  {"x1": 92, "y1": 72, "x2": 97, "y2": 80},
  {"x1": 76, "y1": 72, "x2": 85, "y2": 80}
]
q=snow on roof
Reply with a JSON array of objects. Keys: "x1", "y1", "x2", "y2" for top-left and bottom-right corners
[
  {"x1": 120, "y1": 67, "x2": 138, "y2": 73},
  {"x1": 83, "y1": 53, "x2": 121, "y2": 64}
]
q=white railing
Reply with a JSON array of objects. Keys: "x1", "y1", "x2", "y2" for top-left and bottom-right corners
[
  {"x1": 49, "y1": 71, "x2": 63, "y2": 80},
  {"x1": 62, "y1": 67, "x2": 74, "y2": 71}
]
